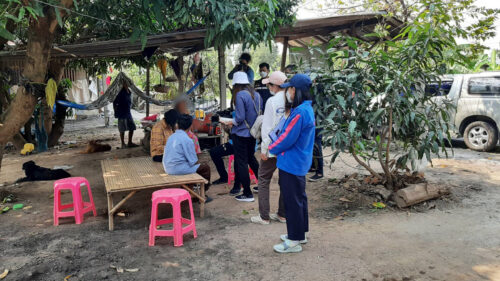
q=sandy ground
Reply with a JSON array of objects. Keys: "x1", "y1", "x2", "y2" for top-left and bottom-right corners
[{"x1": 0, "y1": 117, "x2": 499, "y2": 281}]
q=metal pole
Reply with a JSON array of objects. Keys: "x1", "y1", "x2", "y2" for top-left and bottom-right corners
[
  {"x1": 146, "y1": 64, "x2": 150, "y2": 117},
  {"x1": 218, "y1": 45, "x2": 227, "y2": 109},
  {"x1": 281, "y1": 37, "x2": 289, "y2": 72}
]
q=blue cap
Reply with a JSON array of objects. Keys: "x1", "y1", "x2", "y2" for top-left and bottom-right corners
[{"x1": 280, "y1": 74, "x2": 312, "y2": 91}]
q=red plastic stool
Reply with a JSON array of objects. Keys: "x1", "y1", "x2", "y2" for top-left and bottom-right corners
[
  {"x1": 227, "y1": 155, "x2": 258, "y2": 187},
  {"x1": 53, "y1": 177, "x2": 97, "y2": 225},
  {"x1": 149, "y1": 188, "x2": 197, "y2": 247}
]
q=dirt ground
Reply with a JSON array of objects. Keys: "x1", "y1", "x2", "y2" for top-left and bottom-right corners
[{"x1": 0, "y1": 117, "x2": 499, "y2": 281}]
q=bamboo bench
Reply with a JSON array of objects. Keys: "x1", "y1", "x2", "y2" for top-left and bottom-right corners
[{"x1": 101, "y1": 157, "x2": 207, "y2": 231}]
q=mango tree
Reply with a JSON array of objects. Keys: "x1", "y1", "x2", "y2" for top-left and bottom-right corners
[{"x1": 313, "y1": 3, "x2": 467, "y2": 190}]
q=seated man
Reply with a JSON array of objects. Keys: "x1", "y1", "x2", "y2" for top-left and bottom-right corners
[
  {"x1": 150, "y1": 109, "x2": 178, "y2": 162},
  {"x1": 163, "y1": 114, "x2": 211, "y2": 200}
]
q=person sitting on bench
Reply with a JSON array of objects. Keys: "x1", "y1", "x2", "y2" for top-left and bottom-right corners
[
  {"x1": 150, "y1": 109, "x2": 178, "y2": 162},
  {"x1": 163, "y1": 114, "x2": 212, "y2": 201}
]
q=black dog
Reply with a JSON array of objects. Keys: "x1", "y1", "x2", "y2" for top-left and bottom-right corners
[{"x1": 17, "y1": 161, "x2": 71, "y2": 183}]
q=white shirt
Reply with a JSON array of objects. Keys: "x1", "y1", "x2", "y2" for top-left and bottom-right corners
[{"x1": 261, "y1": 90, "x2": 286, "y2": 157}]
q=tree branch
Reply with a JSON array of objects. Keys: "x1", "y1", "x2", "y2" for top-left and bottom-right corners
[{"x1": 351, "y1": 145, "x2": 383, "y2": 180}]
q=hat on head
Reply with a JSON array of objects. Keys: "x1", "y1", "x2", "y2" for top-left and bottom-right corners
[
  {"x1": 280, "y1": 74, "x2": 312, "y2": 91},
  {"x1": 232, "y1": 71, "x2": 250, "y2": 86},
  {"x1": 262, "y1": 71, "x2": 287, "y2": 85}
]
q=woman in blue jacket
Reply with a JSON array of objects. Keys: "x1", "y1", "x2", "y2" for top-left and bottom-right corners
[{"x1": 269, "y1": 74, "x2": 315, "y2": 253}]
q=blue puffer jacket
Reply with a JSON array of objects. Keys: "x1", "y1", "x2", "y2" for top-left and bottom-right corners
[{"x1": 269, "y1": 100, "x2": 315, "y2": 176}]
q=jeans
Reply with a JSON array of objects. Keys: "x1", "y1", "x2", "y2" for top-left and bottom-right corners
[
  {"x1": 232, "y1": 135, "x2": 259, "y2": 196},
  {"x1": 279, "y1": 169, "x2": 308, "y2": 241},
  {"x1": 258, "y1": 157, "x2": 286, "y2": 220}
]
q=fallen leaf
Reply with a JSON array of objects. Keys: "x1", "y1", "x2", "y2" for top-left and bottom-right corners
[
  {"x1": 0, "y1": 269, "x2": 8, "y2": 279},
  {"x1": 372, "y1": 202, "x2": 386, "y2": 209},
  {"x1": 339, "y1": 197, "x2": 352, "y2": 202},
  {"x1": 116, "y1": 268, "x2": 124, "y2": 273},
  {"x1": 22, "y1": 206, "x2": 32, "y2": 210},
  {"x1": 125, "y1": 268, "x2": 139, "y2": 272},
  {"x1": 64, "y1": 274, "x2": 72, "y2": 281},
  {"x1": 117, "y1": 212, "x2": 126, "y2": 217},
  {"x1": 334, "y1": 216, "x2": 344, "y2": 221},
  {"x1": 242, "y1": 210, "x2": 249, "y2": 215}
]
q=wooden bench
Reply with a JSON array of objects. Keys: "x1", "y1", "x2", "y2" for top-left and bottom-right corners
[{"x1": 101, "y1": 157, "x2": 207, "y2": 231}]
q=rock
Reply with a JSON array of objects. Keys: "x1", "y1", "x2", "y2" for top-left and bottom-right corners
[{"x1": 374, "y1": 186, "x2": 392, "y2": 200}]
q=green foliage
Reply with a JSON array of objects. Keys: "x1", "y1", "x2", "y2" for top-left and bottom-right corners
[{"x1": 312, "y1": 2, "x2": 463, "y2": 189}]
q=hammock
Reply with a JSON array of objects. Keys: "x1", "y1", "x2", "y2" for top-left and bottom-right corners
[{"x1": 56, "y1": 71, "x2": 210, "y2": 110}]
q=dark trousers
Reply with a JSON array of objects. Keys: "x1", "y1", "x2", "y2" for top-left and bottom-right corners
[
  {"x1": 196, "y1": 163, "x2": 211, "y2": 191},
  {"x1": 258, "y1": 158, "x2": 286, "y2": 220},
  {"x1": 209, "y1": 142, "x2": 234, "y2": 181},
  {"x1": 279, "y1": 169, "x2": 308, "y2": 241},
  {"x1": 152, "y1": 155, "x2": 163, "y2": 162},
  {"x1": 312, "y1": 131, "x2": 324, "y2": 175},
  {"x1": 233, "y1": 135, "x2": 259, "y2": 196}
]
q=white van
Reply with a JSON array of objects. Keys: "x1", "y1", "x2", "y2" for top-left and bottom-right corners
[{"x1": 433, "y1": 71, "x2": 500, "y2": 151}]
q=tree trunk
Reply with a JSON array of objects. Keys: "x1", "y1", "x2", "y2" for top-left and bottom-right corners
[
  {"x1": 47, "y1": 59, "x2": 67, "y2": 147},
  {"x1": 24, "y1": 118, "x2": 34, "y2": 143},
  {"x1": 0, "y1": 0, "x2": 74, "y2": 172},
  {"x1": 12, "y1": 133, "x2": 26, "y2": 150}
]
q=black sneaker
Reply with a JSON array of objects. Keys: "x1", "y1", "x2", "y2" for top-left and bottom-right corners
[
  {"x1": 205, "y1": 196, "x2": 213, "y2": 203},
  {"x1": 308, "y1": 174, "x2": 324, "y2": 182},
  {"x1": 229, "y1": 187, "x2": 242, "y2": 196},
  {"x1": 252, "y1": 186, "x2": 258, "y2": 193},
  {"x1": 212, "y1": 178, "x2": 228, "y2": 185},
  {"x1": 235, "y1": 194, "x2": 254, "y2": 202}
]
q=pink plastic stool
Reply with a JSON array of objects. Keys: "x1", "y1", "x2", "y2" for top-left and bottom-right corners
[
  {"x1": 149, "y1": 188, "x2": 197, "y2": 247},
  {"x1": 227, "y1": 155, "x2": 258, "y2": 187},
  {"x1": 53, "y1": 177, "x2": 97, "y2": 225}
]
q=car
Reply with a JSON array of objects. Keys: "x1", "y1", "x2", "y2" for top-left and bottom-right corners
[{"x1": 432, "y1": 71, "x2": 500, "y2": 151}]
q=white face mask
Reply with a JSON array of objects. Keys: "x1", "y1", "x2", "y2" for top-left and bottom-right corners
[
  {"x1": 286, "y1": 91, "x2": 293, "y2": 103},
  {"x1": 269, "y1": 90, "x2": 276, "y2": 95},
  {"x1": 260, "y1": 71, "x2": 268, "y2": 78}
]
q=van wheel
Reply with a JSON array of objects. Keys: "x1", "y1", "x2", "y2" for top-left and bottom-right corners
[{"x1": 464, "y1": 121, "x2": 498, "y2": 152}]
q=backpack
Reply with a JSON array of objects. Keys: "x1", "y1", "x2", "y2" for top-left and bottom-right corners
[{"x1": 243, "y1": 91, "x2": 263, "y2": 139}]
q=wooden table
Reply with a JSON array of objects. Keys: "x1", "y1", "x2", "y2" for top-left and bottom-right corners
[{"x1": 101, "y1": 157, "x2": 207, "y2": 231}]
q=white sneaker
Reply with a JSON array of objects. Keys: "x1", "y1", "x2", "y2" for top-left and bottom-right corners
[
  {"x1": 251, "y1": 216, "x2": 270, "y2": 225},
  {"x1": 280, "y1": 234, "x2": 308, "y2": 244},
  {"x1": 273, "y1": 240, "x2": 303, "y2": 253},
  {"x1": 269, "y1": 213, "x2": 286, "y2": 223}
]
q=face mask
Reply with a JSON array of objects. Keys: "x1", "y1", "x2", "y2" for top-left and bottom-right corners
[
  {"x1": 269, "y1": 90, "x2": 276, "y2": 95},
  {"x1": 260, "y1": 71, "x2": 268, "y2": 78},
  {"x1": 286, "y1": 91, "x2": 293, "y2": 103}
]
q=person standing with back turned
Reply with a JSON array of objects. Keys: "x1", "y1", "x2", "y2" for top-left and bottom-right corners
[
  {"x1": 251, "y1": 71, "x2": 288, "y2": 225},
  {"x1": 269, "y1": 74, "x2": 315, "y2": 253},
  {"x1": 227, "y1": 72, "x2": 262, "y2": 202}
]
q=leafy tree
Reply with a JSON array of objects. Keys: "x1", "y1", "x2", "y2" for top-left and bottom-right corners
[
  {"x1": 0, "y1": 0, "x2": 298, "y2": 171},
  {"x1": 312, "y1": 2, "x2": 467, "y2": 190}
]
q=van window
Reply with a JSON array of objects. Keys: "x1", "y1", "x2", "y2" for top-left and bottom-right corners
[
  {"x1": 468, "y1": 77, "x2": 500, "y2": 95},
  {"x1": 425, "y1": 80, "x2": 453, "y2": 96}
]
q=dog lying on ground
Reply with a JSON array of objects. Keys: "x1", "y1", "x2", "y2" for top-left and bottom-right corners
[
  {"x1": 80, "y1": 140, "x2": 112, "y2": 154},
  {"x1": 17, "y1": 161, "x2": 71, "y2": 182}
]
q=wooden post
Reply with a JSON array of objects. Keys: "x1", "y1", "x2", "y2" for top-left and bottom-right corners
[
  {"x1": 146, "y1": 64, "x2": 150, "y2": 117},
  {"x1": 218, "y1": 45, "x2": 227, "y2": 109},
  {"x1": 281, "y1": 37, "x2": 289, "y2": 71},
  {"x1": 177, "y1": 56, "x2": 185, "y2": 95}
]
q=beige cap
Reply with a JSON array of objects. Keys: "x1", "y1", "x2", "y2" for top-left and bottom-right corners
[{"x1": 262, "y1": 71, "x2": 287, "y2": 85}]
